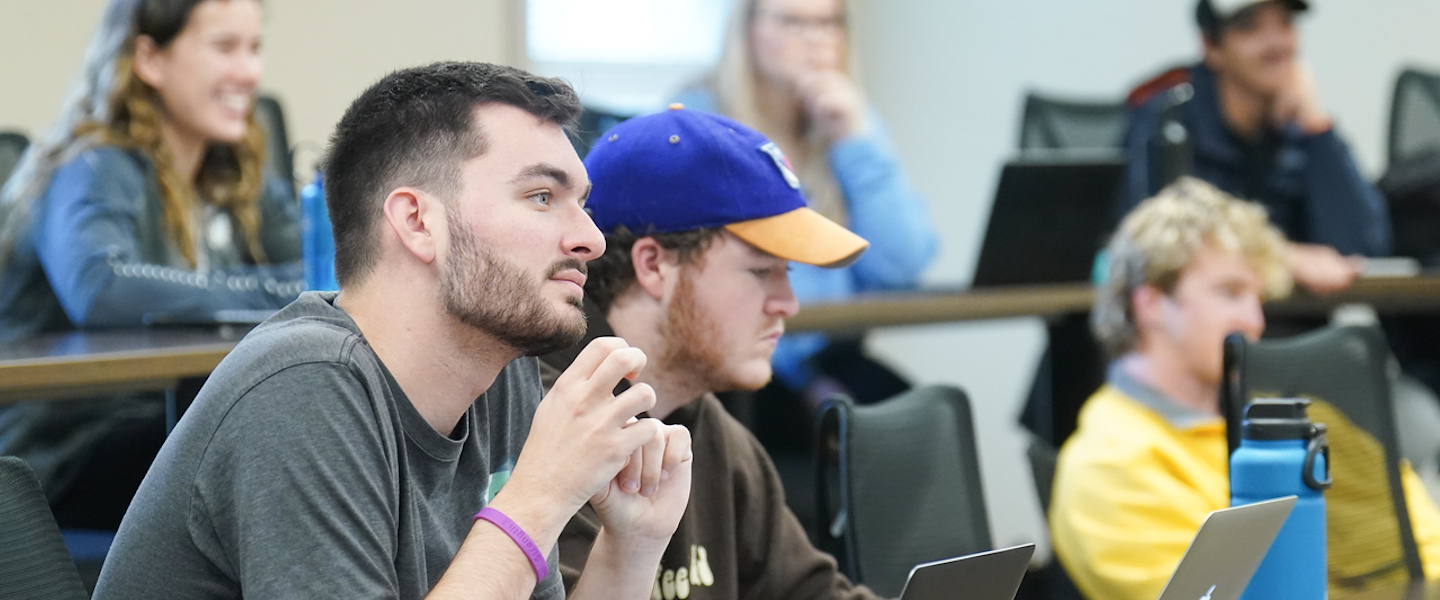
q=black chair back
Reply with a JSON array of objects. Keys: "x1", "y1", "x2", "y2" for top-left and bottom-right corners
[
  {"x1": 1026, "y1": 437, "x2": 1059, "y2": 515},
  {"x1": 0, "y1": 131, "x2": 30, "y2": 188},
  {"x1": 815, "y1": 385, "x2": 992, "y2": 597},
  {"x1": 253, "y1": 95, "x2": 294, "y2": 192},
  {"x1": 1018, "y1": 93, "x2": 1128, "y2": 151},
  {"x1": 569, "y1": 106, "x2": 631, "y2": 159},
  {"x1": 1388, "y1": 68, "x2": 1440, "y2": 169},
  {"x1": 1222, "y1": 325, "x2": 1424, "y2": 583},
  {"x1": 0, "y1": 456, "x2": 89, "y2": 600}
]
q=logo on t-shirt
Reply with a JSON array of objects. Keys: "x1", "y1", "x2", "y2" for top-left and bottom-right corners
[
  {"x1": 483, "y1": 460, "x2": 515, "y2": 504},
  {"x1": 653, "y1": 544, "x2": 715, "y2": 600}
]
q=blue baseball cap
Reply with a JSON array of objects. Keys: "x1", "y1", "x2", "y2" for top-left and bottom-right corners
[{"x1": 584, "y1": 105, "x2": 868, "y2": 268}]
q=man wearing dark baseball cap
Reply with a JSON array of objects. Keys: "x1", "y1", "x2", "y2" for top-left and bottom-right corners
[
  {"x1": 551, "y1": 105, "x2": 884, "y2": 599},
  {"x1": 1119, "y1": 0, "x2": 1389, "y2": 295}
]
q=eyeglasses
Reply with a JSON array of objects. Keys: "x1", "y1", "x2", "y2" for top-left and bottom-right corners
[{"x1": 755, "y1": 10, "x2": 847, "y2": 35}]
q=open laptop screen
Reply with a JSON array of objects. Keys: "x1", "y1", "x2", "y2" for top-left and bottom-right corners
[
  {"x1": 971, "y1": 154, "x2": 1127, "y2": 288},
  {"x1": 898, "y1": 543, "x2": 1035, "y2": 600},
  {"x1": 1157, "y1": 496, "x2": 1296, "y2": 600}
]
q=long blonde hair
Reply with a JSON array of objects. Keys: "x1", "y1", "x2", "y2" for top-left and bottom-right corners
[
  {"x1": 706, "y1": 0, "x2": 856, "y2": 225},
  {"x1": 0, "y1": 0, "x2": 268, "y2": 274}
]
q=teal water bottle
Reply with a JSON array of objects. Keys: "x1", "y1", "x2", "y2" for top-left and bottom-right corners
[
  {"x1": 1231, "y1": 398, "x2": 1331, "y2": 600},
  {"x1": 301, "y1": 173, "x2": 338, "y2": 292}
]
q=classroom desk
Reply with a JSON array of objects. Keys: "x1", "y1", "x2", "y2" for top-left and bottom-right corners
[
  {"x1": 786, "y1": 275, "x2": 1440, "y2": 333},
  {"x1": 4, "y1": 275, "x2": 1440, "y2": 404},
  {"x1": 0, "y1": 326, "x2": 248, "y2": 404},
  {"x1": 786, "y1": 275, "x2": 1440, "y2": 445}
]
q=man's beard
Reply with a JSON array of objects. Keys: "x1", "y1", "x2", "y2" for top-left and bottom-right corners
[
  {"x1": 440, "y1": 217, "x2": 587, "y2": 357},
  {"x1": 657, "y1": 268, "x2": 768, "y2": 395}
]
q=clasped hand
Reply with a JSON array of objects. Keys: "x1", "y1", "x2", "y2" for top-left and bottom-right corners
[{"x1": 512, "y1": 337, "x2": 691, "y2": 542}]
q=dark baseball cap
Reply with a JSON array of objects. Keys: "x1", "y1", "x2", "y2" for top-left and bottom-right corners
[{"x1": 1197, "y1": 0, "x2": 1308, "y2": 35}]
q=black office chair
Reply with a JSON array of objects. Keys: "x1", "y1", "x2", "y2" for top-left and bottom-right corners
[
  {"x1": 1018, "y1": 92, "x2": 1129, "y2": 151},
  {"x1": 1379, "y1": 69, "x2": 1440, "y2": 267},
  {"x1": 253, "y1": 94, "x2": 294, "y2": 193},
  {"x1": 815, "y1": 385, "x2": 992, "y2": 598},
  {"x1": 568, "y1": 106, "x2": 631, "y2": 159},
  {"x1": 1026, "y1": 437, "x2": 1058, "y2": 516},
  {"x1": 1387, "y1": 68, "x2": 1440, "y2": 170},
  {"x1": 0, "y1": 131, "x2": 30, "y2": 187},
  {"x1": 1013, "y1": 91, "x2": 1127, "y2": 466},
  {"x1": 1222, "y1": 325, "x2": 1424, "y2": 587},
  {"x1": 1023, "y1": 435, "x2": 1090, "y2": 600},
  {"x1": 0, "y1": 456, "x2": 90, "y2": 600}
]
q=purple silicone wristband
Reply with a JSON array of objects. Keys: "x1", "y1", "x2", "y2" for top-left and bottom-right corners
[{"x1": 475, "y1": 506, "x2": 549, "y2": 583}]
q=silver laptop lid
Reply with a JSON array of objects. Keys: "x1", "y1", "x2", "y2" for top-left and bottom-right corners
[
  {"x1": 898, "y1": 543, "x2": 1035, "y2": 600},
  {"x1": 1156, "y1": 496, "x2": 1296, "y2": 600}
]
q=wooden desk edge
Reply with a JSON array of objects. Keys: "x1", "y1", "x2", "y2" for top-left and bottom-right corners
[
  {"x1": 786, "y1": 277, "x2": 1440, "y2": 333},
  {"x1": 788, "y1": 285, "x2": 1095, "y2": 333},
  {"x1": 0, "y1": 342, "x2": 236, "y2": 396}
]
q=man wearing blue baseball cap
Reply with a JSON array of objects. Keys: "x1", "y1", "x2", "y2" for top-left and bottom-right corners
[{"x1": 552, "y1": 105, "x2": 882, "y2": 599}]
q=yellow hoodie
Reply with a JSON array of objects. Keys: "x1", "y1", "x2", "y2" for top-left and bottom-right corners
[{"x1": 1050, "y1": 382, "x2": 1440, "y2": 599}]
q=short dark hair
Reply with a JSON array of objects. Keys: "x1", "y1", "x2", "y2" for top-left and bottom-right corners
[
  {"x1": 585, "y1": 226, "x2": 724, "y2": 314},
  {"x1": 323, "y1": 61, "x2": 582, "y2": 286}
]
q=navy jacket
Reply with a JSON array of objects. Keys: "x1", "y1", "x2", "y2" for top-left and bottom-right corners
[{"x1": 1120, "y1": 63, "x2": 1392, "y2": 257}]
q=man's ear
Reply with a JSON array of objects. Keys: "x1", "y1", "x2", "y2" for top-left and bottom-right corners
[
  {"x1": 630, "y1": 237, "x2": 672, "y2": 300},
  {"x1": 132, "y1": 35, "x2": 165, "y2": 88},
  {"x1": 1131, "y1": 284, "x2": 1168, "y2": 334},
  {"x1": 1200, "y1": 33, "x2": 1224, "y2": 71},
  {"x1": 382, "y1": 187, "x2": 442, "y2": 264}
]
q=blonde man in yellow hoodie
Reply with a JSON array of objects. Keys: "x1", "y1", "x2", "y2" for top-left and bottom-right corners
[{"x1": 1049, "y1": 177, "x2": 1440, "y2": 599}]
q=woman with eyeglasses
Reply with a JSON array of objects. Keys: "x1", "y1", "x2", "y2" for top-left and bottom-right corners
[
  {"x1": 0, "y1": 0, "x2": 301, "y2": 530},
  {"x1": 675, "y1": 0, "x2": 937, "y2": 433}
]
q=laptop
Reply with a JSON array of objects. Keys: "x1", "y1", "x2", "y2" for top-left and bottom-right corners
[
  {"x1": 971, "y1": 153, "x2": 1127, "y2": 288},
  {"x1": 1156, "y1": 496, "x2": 1296, "y2": 600},
  {"x1": 897, "y1": 543, "x2": 1034, "y2": 600}
]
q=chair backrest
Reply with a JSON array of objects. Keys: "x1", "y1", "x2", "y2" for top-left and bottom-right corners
[
  {"x1": 1388, "y1": 68, "x2": 1440, "y2": 169},
  {"x1": 1018, "y1": 92, "x2": 1129, "y2": 151},
  {"x1": 0, "y1": 131, "x2": 30, "y2": 188},
  {"x1": 815, "y1": 385, "x2": 993, "y2": 598},
  {"x1": 1221, "y1": 325, "x2": 1424, "y2": 583},
  {"x1": 253, "y1": 95, "x2": 294, "y2": 193},
  {"x1": 1026, "y1": 437, "x2": 1059, "y2": 515},
  {"x1": 568, "y1": 106, "x2": 632, "y2": 159},
  {"x1": 0, "y1": 456, "x2": 89, "y2": 600}
]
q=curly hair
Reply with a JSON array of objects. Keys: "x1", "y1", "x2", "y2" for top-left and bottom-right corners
[
  {"x1": 1092, "y1": 177, "x2": 1293, "y2": 359},
  {"x1": 585, "y1": 225, "x2": 724, "y2": 314},
  {"x1": 0, "y1": 0, "x2": 270, "y2": 272}
]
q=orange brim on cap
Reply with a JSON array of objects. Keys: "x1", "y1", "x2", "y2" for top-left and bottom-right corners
[{"x1": 724, "y1": 207, "x2": 869, "y2": 268}]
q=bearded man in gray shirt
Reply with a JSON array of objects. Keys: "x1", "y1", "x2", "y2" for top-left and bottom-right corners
[{"x1": 94, "y1": 62, "x2": 693, "y2": 600}]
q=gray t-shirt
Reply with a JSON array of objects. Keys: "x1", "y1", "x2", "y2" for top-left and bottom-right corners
[{"x1": 94, "y1": 292, "x2": 564, "y2": 599}]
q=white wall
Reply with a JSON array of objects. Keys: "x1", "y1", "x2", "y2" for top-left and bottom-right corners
[
  {"x1": 1, "y1": 0, "x2": 518, "y2": 182},
  {"x1": 850, "y1": 0, "x2": 1440, "y2": 559}
]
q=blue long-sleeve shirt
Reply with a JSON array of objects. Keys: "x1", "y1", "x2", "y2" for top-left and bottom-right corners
[
  {"x1": 0, "y1": 145, "x2": 305, "y2": 495},
  {"x1": 672, "y1": 89, "x2": 939, "y2": 387},
  {"x1": 1120, "y1": 63, "x2": 1391, "y2": 257},
  {"x1": 0, "y1": 146, "x2": 303, "y2": 342}
]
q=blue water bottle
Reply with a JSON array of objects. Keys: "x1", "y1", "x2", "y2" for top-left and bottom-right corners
[
  {"x1": 301, "y1": 173, "x2": 338, "y2": 291},
  {"x1": 1231, "y1": 398, "x2": 1332, "y2": 600}
]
